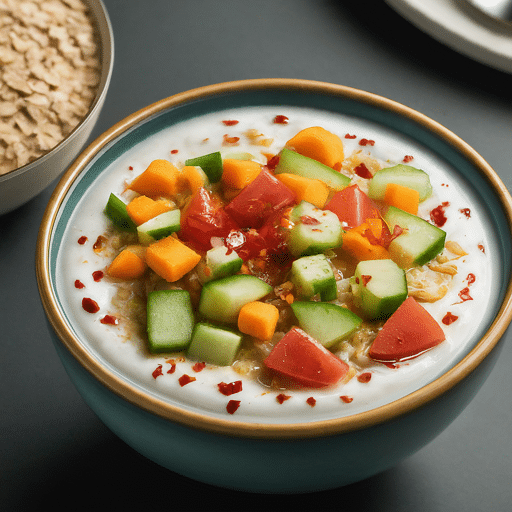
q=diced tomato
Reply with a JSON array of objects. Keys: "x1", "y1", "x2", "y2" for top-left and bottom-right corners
[
  {"x1": 179, "y1": 187, "x2": 239, "y2": 250},
  {"x1": 369, "y1": 297, "x2": 446, "y2": 362},
  {"x1": 264, "y1": 327, "x2": 349, "y2": 388},
  {"x1": 324, "y1": 184, "x2": 381, "y2": 230},
  {"x1": 224, "y1": 169, "x2": 296, "y2": 228}
]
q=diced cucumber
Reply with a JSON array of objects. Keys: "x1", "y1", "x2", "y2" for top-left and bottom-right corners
[
  {"x1": 185, "y1": 151, "x2": 223, "y2": 183},
  {"x1": 187, "y1": 323, "x2": 243, "y2": 366},
  {"x1": 368, "y1": 164, "x2": 432, "y2": 202},
  {"x1": 104, "y1": 193, "x2": 137, "y2": 232},
  {"x1": 146, "y1": 290, "x2": 194, "y2": 352},
  {"x1": 290, "y1": 254, "x2": 337, "y2": 301},
  {"x1": 275, "y1": 148, "x2": 351, "y2": 191},
  {"x1": 198, "y1": 274, "x2": 272, "y2": 323},
  {"x1": 383, "y1": 206, "x2": 446, "y2": 267},
  {"x1": 197, "y1": 245, "x2": 243, "y2": 283},
  {"x1": 291, "y1": 301, "x2": 362, "y2": 348},
  {"x1": 351, "y1": 259, "x2": 407, "y2": 320},
  {"x1": 137, "y1": 209, "x2": 181, "y2": 245},
  {"x1": 288, "y1": 201, "x2": 343, "y2": 257}
]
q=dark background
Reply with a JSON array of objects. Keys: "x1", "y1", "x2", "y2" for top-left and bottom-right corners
[{"x1": 2, "y1": 1, "x2": 512, "y2": 509}]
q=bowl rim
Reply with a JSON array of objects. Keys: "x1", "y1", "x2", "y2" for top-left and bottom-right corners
[
  {"x1": 0, "y1": 0, "x2": 114, "y2": 183},
  {"x1": 36, "y1": 78, "x2": 512, "y2": 439}
]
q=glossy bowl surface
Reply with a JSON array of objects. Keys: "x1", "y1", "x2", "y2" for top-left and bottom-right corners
[
  {"x1": 36, "y1": 79, "x2": 512, "y2": 492},
  {"x1": 0, "y1": 0, "x2": 114, "y2": 215}
]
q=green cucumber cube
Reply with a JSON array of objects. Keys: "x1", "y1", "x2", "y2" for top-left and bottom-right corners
[
  {"x1": 197, "y1": 246, "x2": 243, "y2": 283},
  {"x1": 198, "y1": 274, "x2": 272, "y2": 323},
  {"x1": 104, "y1": 193, "x2": 137, "y2": 232},
  {"x1": 288, "y1": 201, "x2": 343, "y2": 257},
  {"x1": 137, "y1": 209, "x2": 181, "y2": 245},
  {"x1": 291, "y1": 301, "x2": 362, "y2": 348},
  {"x1": 290, "y1": 254, "x2": 337, "y2": 301},
  {"x1": 275, "y1": 148, "x2": 351, "y2": 191},
  {"x1": 187, "y1": 323, "x2": 243, "y2": 366},
  {"x1": 185, "y1": 151, "x2": 223, "y2": 183},
  {"x1": 351, "y1": 259, "x2": 407, "y2": 320},
  {"x1": 368, "y1": 164, "x2": 432, "y2": 202},
  {"x1": 383, "y1": 206, "x2": 446, "y2": 267},
  {"x1": 146, "y1": 290, "x2": 194, "y2": 353}
]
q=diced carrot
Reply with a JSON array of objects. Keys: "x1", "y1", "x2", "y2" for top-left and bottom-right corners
[
  {"x1": 221, "y1": 159, "x2": 262, "y2": 189},
  {"x1": 342, "y1": 225, "x2": 390, "y2": 261},
  {"x1": 384, "y1": 183, "x2": 420, "y2": 215},
  {"x1": 285, "y1": 126, "x2": 344, "y2": 169},
  {"x1": 275, "y1": 173, "x2": 330, "y2": 208},
  {"x1": 238, "y1": 301, "x2": 279, "y2": 341},
  {"x1": 125, "y1": 195, "x2": 172, "y2": 225},
  {"x1": 108, "y1": 248, "x2": 147, "y2": 280},
  {"x1": 128, "y1": 159, "x2": 181, "y2": 198},
  {"x1": 179, "y1": 165, "x2": 208, "y2": 194},
  {"x1": 365, "y1": 218, "x2": 384, "y2": 240},
  {"x1": 145, "y1": 235, "x2": 201, "y2": 282}
]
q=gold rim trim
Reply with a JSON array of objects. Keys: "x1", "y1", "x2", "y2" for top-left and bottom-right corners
[{"x1": 36, "y1": 78, "x2": 512, "y2": 439}]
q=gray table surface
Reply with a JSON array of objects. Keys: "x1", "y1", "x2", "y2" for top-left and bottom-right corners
[{"x1": 2, "y1": 1, "x2": 512, "y2": 509}]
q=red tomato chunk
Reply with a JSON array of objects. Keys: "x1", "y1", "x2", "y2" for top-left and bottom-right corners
[
  {"x1": 264, "y1": 327, "x2": 349, "y2": 388},
  {"x1": 369, "y1": 297, "x2": 445, "y2": 362}
]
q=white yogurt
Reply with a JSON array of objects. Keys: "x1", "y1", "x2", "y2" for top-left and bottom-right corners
[{"x1": 56, "y1": 106, "x2": 496, "y2": 424}]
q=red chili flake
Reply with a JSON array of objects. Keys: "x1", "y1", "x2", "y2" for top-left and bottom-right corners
[
  {"x1": 359, "y1": 138, "x2": 375, "y2": 146},
  {"x1": 223, "y1": 134, "x2": 240, "y2": 145},
  {"x1": 170, "y1": 149, "x2": 179, "y2": 154},
  {"x1": 442, "y1": 312, "x2": 458, "y2": 325},
  {"x1": 74, "y1": 279, "x2": 85, "y2": 289},
  {"x1": 152, "y1": 364, "x2": 163, "y2": 379},
  {"x1": 306, "y1": 397, "x2": 316, "y2": 407},
  {"x1": 77, "y1": 236, "x2": 88, "y2": 245},
  {"x1": 167, "y1": 363, "x2": 176, "y2": 374},
  {"x1": 357, "y1": 372, "x2": 372, "y2": 383},
  {"x1": 222, "y1": 119, "x2": 239, "y2": 126},
  {"x1": 128, "y1": 166, "x2": 133, "y2": 170},
  {"x1": 361, "y1": 275, "x2": 372, "y2": 286},
  {"x1": 300, "y1": 215, "x2": 321, "y2": 225},
  {"x1": 458, "y1": 287, "x2": 473, "y2": 303},
  {"x1": 276, "y1": 393, "x2": 291, "y2": 404},
  {"x1": 430, "y1": 201, "x2": 450, "y2": 227},
  {"x1": 178, "y1": 374, "x2": 196, "y2": 386},
  {"x1": 226, "y1": 400, "x2": 241, "y2": 414},
  {"x1": 92, "y1": 270, "x2": 104, "y2": 282},
  {"x1": 93, "y1": 235, "x2": 107, "y2": 253},
  {"x1": 82, "y1": 297, "x2": 99, "y2": 314},
  {"x1": 478, "y1": 244, "x2": 485, "y2": 253},
  {"x1": 354, "y1": 162, "x2": 372, "y2": 179},
  {"x1": 345, "y1": 133, "x2": 357, "y2": 139},
  {"x1": 266, "y1": 154, "x2": 280, "y2": 171},
  {"x1": 459, "y1": 207, "x2": 471, "y2": 219},
  {"x1": 273, "y1": 115, "x2": 289, "y2": 124},
  {"x1": 340, "y1": 395, "x2": 353, "y2": 403},
  {"x1": 403, "y1": 155, "x2": 414, "y2": 163},
  {"x1": 218, "y1": 380, "x2": 243, "y2": 396},
  {"x1": 192, "y1": 362, "x2": 206, "y2": 372},
  {"x1": 100, "y1": 315, "x2": 118, "y2": 325},
  {"x1": 467, "y1": 273, "x2": 476, "y2": 285}
]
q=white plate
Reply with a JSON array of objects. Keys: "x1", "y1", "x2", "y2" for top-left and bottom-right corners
[{"x1": 385, "y1": 0, "x2": 512, "y2": 73}]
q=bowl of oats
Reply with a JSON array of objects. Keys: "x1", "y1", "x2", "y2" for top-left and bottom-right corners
[
  {"x1": 0, "y1": 0, "x2": 113, "y2": 215},
  {"x1": 37, "y1": 79, "x2": 512, "y2": 492}
]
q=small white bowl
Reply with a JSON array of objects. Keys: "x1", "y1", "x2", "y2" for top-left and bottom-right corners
[
  {"x1": 36, "y1": 79, "x2": 512, "y2": 493},
  {"x1": 0, "y1": 0, "x2": 113, "y2": 216}
]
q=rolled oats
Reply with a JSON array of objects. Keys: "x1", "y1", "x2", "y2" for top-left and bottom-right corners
[{"x1": 0, "y1": 0, "x2": 101, "y2": 175}]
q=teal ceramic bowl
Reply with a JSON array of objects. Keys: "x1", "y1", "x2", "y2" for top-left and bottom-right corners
[{"x1": 36, "y1": 79, "x2": 512, "y2": 493}]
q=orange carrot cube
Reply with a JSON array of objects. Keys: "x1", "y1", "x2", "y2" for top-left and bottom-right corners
[{"x1": 145, "y1": 236, "x2": 201, "y2": 282}]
